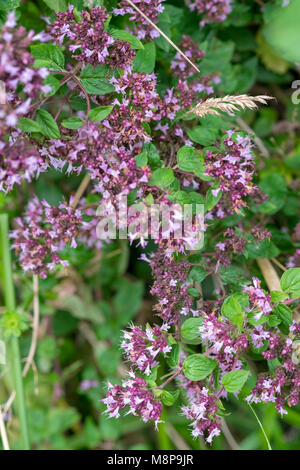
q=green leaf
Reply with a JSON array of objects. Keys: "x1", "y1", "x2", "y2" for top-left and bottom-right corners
[
  {"x1": 0, "y1": 0, "x2": 20, "y2": 9},
  {"x1": 280, "y1": 268, "x2": 300, "y2": 297},
  {"x1": 109, "y1": 28, "x2": 144, "y2": 50},
  {"x1": 42, "y1": 0, "x2": 67, "y2": 12},
  {"x1": 80, "y1": 78, "x2": 114, "y2": 95},
  {"x1": 188, "y1": 127, "x2": 219, "y2": 146},
  {"x1": 88, "y1": 105, "x2": 114, "y2": 122},
  {"x1": 245, "y1": 239, "x2": 279, "y2": 260},
  {"x1": 47, "y1": 408, "x2": 80, "y2": 436},
  {"x1": 36, "y1": 109, "x2": 60, "y2": 139},
  {"x1": 161, "y1": 390, "x2": 177, "y2": 407},
  {"x1": 133, "y1": 41, "x2": 156, "y2": 74},
  {"x1": 188, "y1": 266, "x2": 207, "y2": 283},
  {"x1": 270, "y1": 290, "x2": 288, "y2": 303},
  {"x1": 149, "y1": 168, "x2": 175, "y2": 189},
  {"x1": 167, "y1": 343, "x2": 180, "y2": 368},
  {"x1": 114, "y1": 279, "x2": 144, "y2": 324},
  {"x1": 257, "y1": 174, "x2": 287, "y2": 215},
  {"x1": 176, "y1": 146, "x2": 205, "y2": 176},
  {"x1": 97, "y1": 348, "x2": 121, "y2": 376},
  {"x1": 18, "y1": 117, "x2": 42, "y2": 134},
  {"x1": 257, "y1": 30, "x2": 289, "y2": 75},
  {"x1": 267, "y1": 314, "x2": 281, "y2": 328},
  {"x1": 182, "y1": 354, "x2": 217, "y2": 381},
  {"x1": 31, "y1": 44, "x2": 65, "y2": 71},
  {"x1": 61, "y1": 117, "x2": 84, "y2": 129},
  {"x1": 187, "y1": 287, "x2": 200, "y2": 299},
  {"x1": 235, "y1": 57, "x2": 258, "y2": 94},
  {"x1": 80, "y1": 65, "x2": 109, "y2": 79},
  {"x1": 200, "y1": 41, "x2": 235, "y2": 75},
  {"x1": 206, "y1": 187, "x2": 222, "y2": 211},
  {"x1": 221, "y1": 293, "x2": 248, "y2": 331},
  {"x1": 134, "y1": 152, "x2": 148, "y2": 168},
  {"x1": 263, "y1": 0, "x2": 300, "y2": 63},
  {"x1": 221, "y1": 369, "x2": 249, "y2": 393},
  {"x1": 274, "y1": 304, "x2": 293, "y2": 326},
  {"x1": 181, "y1": 318, "x2": 203, "y2": 345},
  {"x1": 155, "y1": 21, "x2": 171, "y2": 52}
]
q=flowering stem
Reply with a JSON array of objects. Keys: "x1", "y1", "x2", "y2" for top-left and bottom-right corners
[
  {"x1": 157, "y1": 408, "x2": 172, "y2": 450},
  {"x1": 157, "y1": 370, "x2": 181, "y2": 390},
  {"x1": 159, "y1": 370, "x2": 176, "y2": 381},
  {"x1": 124, "y1": 0, "x2": 200, "y2": 74},
  {"x1": 248, "y1": 403, "x2": 272, "y2": 450},
  {"x1": 283, "y1": 297, "x2": 300, "y2": 305},
  {"x1": 0, "y1": 214, "x2": 30, "y2": 450}
]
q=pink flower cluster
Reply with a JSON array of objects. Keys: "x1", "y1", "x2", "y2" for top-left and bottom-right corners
[
  {"x1": 43, "y1": 122, "x2": 150, "y2": 204},
  {"x1": 104, "y1": 68, "x2": 162, "y2": 144},
  {"x1": 114, "y1": 0, "x2": 165, "y2": 41},
  {"x1": 205, "y1": 132, "x2": 257, "y2": 216},
  {"x1": 243, "y1": 278, "x2": 272, "y2": 320},
  {"x1": 49, "y1": 6, "x2": 135, "y2": 68},
  {"x1": 0, "y1": 12, "x2": 50, "y2": 192},
  {"x1": 11, "y1": 197, "x2": 82, "y2": 277},
  {"x1": 150, "y1": 246, "x2": 193, "y2": 324},
  {"x1": 213, "y1": 228, "x2": 247, "y2": 270},
  {"x1": 186, "y1": 0, "x2": 232, "y2": 26},
  {"x1": 199, "y1": 313, "x2": 247, "y2": 372},
  {"x1": 121, "y1": 323, "x2": 171, "y2": 375},
  {"x1": 103, "y1": 372, "x2": 162, "y2": 428},
  {"x1": 156, "y1": 36, "x2": 220, "y2": 161},
  {"x1": 181, "y1": 386, "x2": 221, "y2": 443},
  {"x1": 247, "y1": 322, "x2": 300, "y2": 415},
  {"x1": 0, "y1": 135, "x2": 46, "y2": 193},
  {"x1": 287, "y1": 249, "x2": 300, "y2": 268}
]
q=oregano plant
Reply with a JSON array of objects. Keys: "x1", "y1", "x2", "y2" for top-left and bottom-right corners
[{"x1": 0, "y1": 0, "x2": 300, "y2": 452}]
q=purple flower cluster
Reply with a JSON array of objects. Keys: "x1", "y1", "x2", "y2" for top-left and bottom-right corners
[
  {"x1": 49, "y1": 6, "x2": 135, "y2": 68},
  {"x1": 114, "y1": 0, "x2": 165, "y2": 41},
  {"x1": 103, "y1": 372, "x2": 162, "y2": 428},
  {"x1": 0, "y1": 12, "x2": 49, "y2": 107},
  {"x1": 44, "y1": 122, "x2": 151, "y2": 204},
  {"x1": 0, "y1": 135, "x2": 46, "y2": 193},
  {"x1": 121, "y1": 323, "x2": 171, "y2": 375},
  {"x1": 247, "y1": 322, "x2": 300, "y2": 415},
  {"x1": 186, "y1": 0, "x2": 232, "y2": 26},
  {"x1": 287, "y1": 249, "x2": 300, "y2": 268},
  {"x1": 11, "y1": 197, "x2": 82, "y2": 277},
  {"x1": 181, "y1": 386, "x2": 221, "y2": 443},
  {"x1": 205, "y1": 132, "x2": 257, "y2": 216},
  {"x1": 199, "y1": 313, "x2": 247, "y2": 372},
  {"x1": 155, "y1": 36, "x2": 220, "y2": 161},
  {"x1": 150, "y1": 246, "x2": 193, "y2": 324},
  {"x1": 214, "y1": 228, "x2": 247, "y2": 269},
  {"x1": 0, "y1": 12, "x2": 50, "y2": 192},
  {"x1": 292, "y1": 222, "x2": 300, "y2": 242},
  {"x1": 104, "y1": 68, "x2": 161, "y2": 144},
  {"x1": 170, "y1": 35, "x2": 205, "y2": 79},
  {"x1": 243, "y1": 277, "x2": 272, "y2": 320}
]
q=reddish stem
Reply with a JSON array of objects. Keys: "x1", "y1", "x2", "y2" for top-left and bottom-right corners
[
  {"x1": 157, "y1": 370, "x2": 181, "y2": 390},
  {"x1": 283, "y1": 297, "x2": 300, "y2": 305}
]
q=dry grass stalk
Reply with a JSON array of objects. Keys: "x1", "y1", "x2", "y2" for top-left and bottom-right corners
[
  {"x1": 257, "y1": 258, "x2": 300, "y2": 322},
  {"x1": 188, "y1": 95, "x2": 273, "y2": 118}
]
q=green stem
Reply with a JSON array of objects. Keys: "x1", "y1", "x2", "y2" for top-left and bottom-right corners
[
  {"x1": 248, "y1": 403, "x2": 272, "y2": 451},
  {"x1": 157, "y1": 408, "x2": 173, "y2": 450},
  {"x1": 0, "y1": 214, "x2": 30, "y2": 450}
]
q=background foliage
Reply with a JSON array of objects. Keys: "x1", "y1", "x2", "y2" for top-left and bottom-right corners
[{"x1": 1, "y1": 0, "x2": 300, "y2": 451}]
